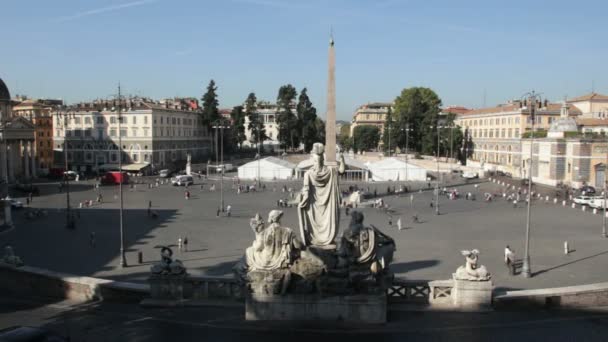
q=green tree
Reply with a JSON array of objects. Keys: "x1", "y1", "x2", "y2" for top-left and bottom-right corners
[
  {"x1": 230, "y1": 105, "x2": 246, "y2": 149},
  {"x1": 392, "y1": 87, "x2": 442, "y2": 155},
  {"x1": 276, "y1": 84, "x2": 298, "y2": 151},
  {"x1": 353, "y1": 125, "x2": 380, "y2": 152},
  {"x1": 245, "y1": 93, "x2": 267, "y2": 146},
  {"x1": 338, "y1": 124, "x2": 352, "y2": 151},
  {"x1": 297, "y1": 88, "x2": 319, "y2": 152},
  {"x1": 201, "y1": 80, "x2": 220, "y2": 128}
]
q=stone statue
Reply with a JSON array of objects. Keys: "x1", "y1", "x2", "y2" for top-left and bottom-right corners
[
  {"x1": 235, "y1": 210, "x2": 303, "y2": 295},
  {"x1": 454, "y1": 249, "x2": 490, "y2": 281},
  {"x1": 245, "y1": 210, "x2": 302, "y2": 272},
  {"x1": 150, "y1": 246, "x2": 186, "y2": 275},
  {"x1": 297, "y1": 142, "x2": 345, "y2": 247},
  {"x1": 337, "y1": 211, "x2": 395, "y2": 277},
  {"x1": 1, "y1": 245, "x2": 24, "y2": 267}
]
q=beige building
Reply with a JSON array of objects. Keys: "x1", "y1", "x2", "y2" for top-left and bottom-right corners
[
  {"x1": 568, "y1": 93, "x2": 608, "y2": 118},
  {"x1": 349, "y1": 102, "x2": 392, "y2": 137}
]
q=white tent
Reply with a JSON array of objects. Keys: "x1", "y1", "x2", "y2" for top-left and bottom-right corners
[
  {"x1": 238, "y1": 157, "x2": 295, "y2": 180},
  {"x1": 368, "y1": 157, "x2": 427, "y2": 181}
]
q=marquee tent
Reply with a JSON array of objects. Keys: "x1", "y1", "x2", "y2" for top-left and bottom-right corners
[
  {"x1": 237, "y1": 157, "x2": 295, "y2": 180},
  {"x1": 368, "y1": 157, "x2": 427, "y2": 181}
]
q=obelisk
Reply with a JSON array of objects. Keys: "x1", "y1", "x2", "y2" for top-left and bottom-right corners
[{"x1": 325, "y1": 35, "x2": 336, "y2": 164}]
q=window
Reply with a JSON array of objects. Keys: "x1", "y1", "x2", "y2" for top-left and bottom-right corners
[
  {"x1": 161, "y1": 117, "x2": 164, "y2": 124},
  {"x1": 85, "y1": 152, "x2": 93, "y2": 162},
  {"x1": 66, "y1": 130, "x2": 72, "y2": 137},
  {"x1": 85, "y1": 117, "x2": 91, "y2": 124},
  {"x1": 56, "y1": 129, "x2": 61, "y2": 137},
  {"x1": 508, "y1": 128, "x2": 512, "y2": 138},
  {"x1": 143, "y1": 128, "x2": 149, "y2": 137},
  {"x1": 144, "y1": 116, "x2": 148, "y2": 124},
  {"x1": 109, "y1": 129, "x2": 116, "y2": 137},
  {"x1": 568, "y1": 163, "x2": 571, "y2": 173},
  {"x1": 120, "y1": 129, "x2": 127, "y2": 137},
  {"x1": 39, "y1": 141, "x2": 43, "y2": 147},
  {"x1": 144, "y1": 154, "x2": 149, "y2": 162},
  {"x1": 110, "y1": 116, "x2": 116, "y2": 124},
  {"x1": 84, "y1": 129, "x2": 92, "y2": 137},
  {"x1": 132, "y1": 116, "x2": 137, "y2": 124},
  {"x1": 132, "y1": 153, "x2": 138, "y2": 162},
  {"x1": 97, "y1": 116, "x2": 104, "y2": 124},
  {"x1": 132, "y1": 128, "x2": 137, "y2": 137},
  {"x1": 111, "y1": 153, "x2": 117, "y2": 162},
  {"x1": 73, "y1": 117, "x2": 81, "y2": 124},
  {"x1": 515, "y1": 129, "x2": 520, "y2": 138},
  {"x1": 98, "y1": 129, "x2": 104, "y2": 139}
]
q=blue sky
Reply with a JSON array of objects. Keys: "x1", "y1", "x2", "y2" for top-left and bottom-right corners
[{"x1": 1, "y1": 0, "x2": 607, "y2": 120}]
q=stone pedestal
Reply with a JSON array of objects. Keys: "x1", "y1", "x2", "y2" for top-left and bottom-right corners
[
  {"x1": 149, "y1": 274, "x2": 187, "y2": 300},
  {"x1": 452, "y1": 278, "x2": 493, "y2": 311},
  {"x1": 246, "y1": 293, "x2": 386, "y2": 323}
]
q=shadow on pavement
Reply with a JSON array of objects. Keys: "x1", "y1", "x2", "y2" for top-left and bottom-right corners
[{"x1": 390, "y1": 260, "x2": 440, "y2": 274}]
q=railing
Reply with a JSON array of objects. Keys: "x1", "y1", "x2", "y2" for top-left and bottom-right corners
[{"x1": 387, "y1": 279, "x2": 454, "y2": 304}]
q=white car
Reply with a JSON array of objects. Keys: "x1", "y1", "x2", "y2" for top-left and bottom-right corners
[
  {"x1": 159, "y1": 169, "x2": 172, "y2": 178},
  {"x1": 172, "y1": 175, "x2": 193, "y2": 186},
  {"x1": 573, "y1": 195, "x2": 599, "y2": 206},
  {"x1": 589, "y1": 198, "x2": 607, "y2": 209},
  {"x1": 462, "y1": 171, "x2": 478, "y2": 179}
]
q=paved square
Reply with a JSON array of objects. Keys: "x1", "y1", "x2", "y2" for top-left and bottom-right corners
[{"x1": 2, "y1": 176, "x2": 608, "y2": 292}]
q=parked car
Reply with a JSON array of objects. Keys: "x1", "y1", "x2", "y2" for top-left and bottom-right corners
[
  {"x1": 9, "y1": 198, "x2": 23, "y2": 209},
  {"x1": 159, "y1": 169, "x2": 172, "y2": 178},
  {"x1": 63, "y1": 170, "x2": 78, "y2": 180},
  {"x1": 0, "y1": 325, "x2": 69, "y2": 341},
  {"x1": 589, "y1": 198, "x2": 607, "y2": 209},
  {"x1": 100, "y1": 171, "x2": 129, "y2": 185},
  {"x1": 573, "y1": 195, "x2": 599, "y2": 206},
  {"x1": 461, "y1": 171, "x2": 478, "y2": 179},
  {"x1": 172, "y1": 175, "x2": 194, "y2": 186},
  {"x1": 216, "y1": 164, "x2": 234, "y2": 172}
]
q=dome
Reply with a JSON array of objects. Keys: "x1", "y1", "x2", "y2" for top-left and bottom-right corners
[
  {"x1": 549, "y1": 117, "x2": 578, "y2": 133},
  {"x1": 0, "y1": 78, "x2": 10, "y2": 102}
]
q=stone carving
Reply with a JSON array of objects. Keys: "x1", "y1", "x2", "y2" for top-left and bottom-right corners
[
  {"x1": 297, "y1": 143, "x2": 345, "y2": 247},
  {"x1": 1, "y1": 245, "x2": 24, "y2": 267},
  {"x1": 454, "y1": 249, "x2": 490, "y2": 281},
  {"x1": 150, "y1": 246, "x2": 186, "y2": 275}
]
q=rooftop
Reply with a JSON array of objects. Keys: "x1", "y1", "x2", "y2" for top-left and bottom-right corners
[{"x1": 568, "y1": 93, "x2": 608, "y2": 102}]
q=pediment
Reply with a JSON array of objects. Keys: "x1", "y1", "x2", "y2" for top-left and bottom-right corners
[{"x1": 7, "y1": 116, "x2": 35, "y2": 129}]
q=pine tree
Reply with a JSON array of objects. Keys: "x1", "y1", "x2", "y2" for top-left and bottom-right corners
[
  {"x1": 201, "y1": 80, "x2": 220, "y2": 128},
  {"x1": 230, "y1": 105, "x2": 246, "y2": 149},
  {"x1": 245, "y1": 93, "x2": 267, "y2": 146},
  {"x1": 297, "y1": 88, "x2": 318, "y2": 152},
  {"x1": 276, "y1": 84, "x2": 298, "y2": 150}
]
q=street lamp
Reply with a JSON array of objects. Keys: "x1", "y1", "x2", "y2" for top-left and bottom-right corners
[
  {"x1": 401, "y1": 124, "x2": 413, "y2": 183},
  {"x1": 56, "y1": 106, "x2": 75, "y2": 230},
  {"x1": 430, "y1": 124, "x2": 445, "y2": 215},
  {"x1": 603, "y1": 152, "x2": 607, "y2": 238},
  {"x1": 256, "y1": 114, "x2": 262, "y2": 188},
  {"x1": 116, "y1": 84, "x2": 127, "y2": 268},
  {"x1": 212, "y1": 119, "x2": 230, "y2": 212},
  {"x1": 520, "y1": 90, "x2": 543, "y2": 278}
]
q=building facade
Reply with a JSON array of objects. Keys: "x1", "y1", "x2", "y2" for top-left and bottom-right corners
[
  {"x1": 349, "y1": 102, "x2": 392, "y2": 137},
  {"x1": 242, "y1": 101, "x2": 291, "y2": 150},
  {"x1": 12, "y1": 98, "x2": 63, "y2": 173},
  {"x1": 53, "y1": 97, "x2": 212, "y2": 173}
]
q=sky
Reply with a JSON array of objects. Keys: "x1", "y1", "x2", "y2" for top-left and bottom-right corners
[{"x1": 1, "y1": 0, "x2": 607, "y2": 120}]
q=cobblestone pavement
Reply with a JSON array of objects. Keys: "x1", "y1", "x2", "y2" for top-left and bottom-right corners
[{"x1": 1, "y1": 175, "x2": 608, "y2": 291}]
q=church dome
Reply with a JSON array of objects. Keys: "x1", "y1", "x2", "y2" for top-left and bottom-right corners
[
  {"x1": 549, "y1": 117, "x2": 578, "y2": 133},
  {"x1": 0, "y1": 78, "x2": 10, "y2": 102}
]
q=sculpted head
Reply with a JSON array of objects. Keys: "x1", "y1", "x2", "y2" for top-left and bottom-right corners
[
  {"x1": 311, "y1": 143, "x2": 325, "y2": 169},
  {"x1": 268, "y1": 210, "x2": 284, "y2": 224}
]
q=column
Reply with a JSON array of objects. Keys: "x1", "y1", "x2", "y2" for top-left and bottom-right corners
[
  {"x1": 0, "y1": 142, "x2": 6, "y2": 186},
  {"x1": 7, "y1": 143, "x2": 14, "y2": 182},
  {"x1": 24, "y1": 140, "x2": 30, "y2": 179},
  {"x1": 30, "y1": 141, "x2": 36, "y2": 178}
]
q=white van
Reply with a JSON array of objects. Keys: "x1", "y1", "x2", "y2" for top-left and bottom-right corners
[
  {"x1": 159, "y1": 169, "x2": 171, "y2": 178},
  {"x1": 172, "y1": 175, "x2": 193, "y2": 186}
]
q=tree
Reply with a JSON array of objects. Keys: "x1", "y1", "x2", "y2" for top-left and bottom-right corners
[
  {"x1": 201, "y1": 80, "x2": 220, "y2": 128},
  {"x1": 276, "y1": 84, "x2": 298, "y2": 151},
  {"x1": 392, "y1": 87, "x2": 442, "y2": 155},
  {"x1": 338, "y1": 124, "x2": 352, "y2": 151},
  {"x1": 230, "y1": 105, "x2": 246, "y2": 149},
  {"x1": 245, "y1": 93, "x2": 267, "y2": 146},
  {"x1": 353, "y1": 125, "x2": 380, "y2": 152},
  {"x1": 297, "y1": 88, "x2": 319, "y2": 152}
]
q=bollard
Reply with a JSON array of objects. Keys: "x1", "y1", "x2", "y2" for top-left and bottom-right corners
[
  {"x1": 564, "y1": 241, "x2": 569, "y2": 255},
  {"x1": 572, "y1": 203, "x2": 576, "y2": 208},
  {"x1": 563, "y1": 200, "x2": 567, "y2": 206},
  {"x1": 582, "y1": 206, "x2": 586, "y2": 211},
  {"x1": 554, "y1": 198, "x2": 558, "y2": 204},
  {"x1": 593, "y1": 208, "x2": 598, "y2": 214},
  {"x1": 138, "y1": 251, "x2": 143, "y2": 264},
  {"x1": 546, "y1": 196, "x2": 549, "y2": 201}
]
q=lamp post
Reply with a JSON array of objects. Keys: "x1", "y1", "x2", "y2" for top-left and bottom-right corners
[
  {"x1": 212, "y1": 119, "x2": 230, "y2": 212},
  {"x1": 603, "y1": 151, "x2": 607, "y2": 238},
  {"x1": 521, "y1": 90, "x2": 542, "y2": 278},
  {"x1": 401, "y1": 124, "x2": 412, "y2": 183},
  {"x1": 57, "y1": 107, "x2": 75, "y2": 229},
  {"x1": 117, "y1": 84, "x2": 127, "y2": 268},
  {"x1": 430, "y1": 124, "x2": 444, "y2": 215},
  {"x1": 257, "y1": 115, "x2": 261, "y2": 188}
]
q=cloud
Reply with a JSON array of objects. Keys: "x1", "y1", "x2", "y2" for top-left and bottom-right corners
[{"x1": 54, "y1": 0, "x2": 158, "y2": 22}]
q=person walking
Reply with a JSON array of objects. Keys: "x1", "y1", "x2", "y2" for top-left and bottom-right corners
[
  {"x1": 216, "y1": 208, "x2": 220, "y2": 217},
  {"x1": 89, "y1": 232, "x2": 96, "y2": 248},
  {"x1": 147, "y1": 200, "x2": 152, "y2": 217},
  {"x1": 504, "y1": 245, "x2": 515, "y2": 275},
  {"x1": 177, "y1": 237, "x2": 183, "y2": 252},
  {"x1": 411, "y1": 214, "x2": 419, "y2": 224},
  {"x1": 185, "y1": 190, "x2": 190, "y2": 200},
  {"x1": 226, "y1": 205, "x2": 232, "y2": 217},
  {"x1": 183, "y1": 237, "x2": 188, "y2": 252},
  {"x1": 97, "y1": 193, "x2": 103, "y2": 203},
  {"x1": 397, "y1": 217, "x2": 403, "y2": 231}
]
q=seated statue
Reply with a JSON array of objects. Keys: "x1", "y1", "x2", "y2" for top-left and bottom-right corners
[
  {"x1": 150, "y1": 246, "x2": 186, "y2": 275},
  {"x1": 337, "y1": 211, "x2": 395, "y2": 278},
  {"x1": 454, "y1": 249, "x2": 491, "y2": 281},
  {"x1": 235, "y1": 210, "x2": 303, "y2": 295}
]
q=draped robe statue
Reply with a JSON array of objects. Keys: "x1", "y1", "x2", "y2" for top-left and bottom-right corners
[
  {"x1": 246, "y1": 210, "x2": 300, "y2": 271},
  {"x1": 297, "y1": 143, "x2": 345, "y2": 247}
]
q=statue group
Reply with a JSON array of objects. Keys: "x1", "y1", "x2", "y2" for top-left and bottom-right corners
[{"x1": 235, "y1": 143, "x2": 396, "y2": 296}]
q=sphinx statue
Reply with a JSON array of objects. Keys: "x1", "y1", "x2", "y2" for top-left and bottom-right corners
[
  {"x1": 150, "y1": 246, "x2": 186, "y2": 275},
  {"x1": 1, "y1": 245, "x2": 24, "y2": 267},
  {"x1": 454, "y1": 249, "x2": 491, "y2": 281}
]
